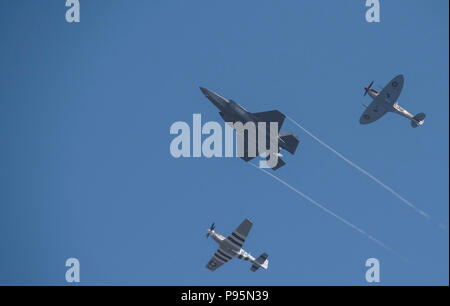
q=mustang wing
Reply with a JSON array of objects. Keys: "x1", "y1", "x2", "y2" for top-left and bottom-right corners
[
  {"x1": 227, "y1": 218, "x2": 253, "y2": 249},
  {"x1": 206, "y1": 248, "x2": 234, "y2": 271}
]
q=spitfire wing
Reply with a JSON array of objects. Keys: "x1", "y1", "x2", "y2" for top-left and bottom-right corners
[
  {"x1": 359, "y1": 100, "x2": 388, "y2": 124},
  {"x1": 377, "y1": 74, "x2": 404, "y2": 104}
]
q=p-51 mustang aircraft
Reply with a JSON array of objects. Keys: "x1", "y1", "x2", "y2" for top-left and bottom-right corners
[
  {"x1": 360, "y1": 74, "x2": 425, "y2": 128},
  {"x1": 200, "y1": 87, "x2": 299, "y2": 170},
  {"x1": 205, "y1": 219, "x2": 269, "y2": 272}
]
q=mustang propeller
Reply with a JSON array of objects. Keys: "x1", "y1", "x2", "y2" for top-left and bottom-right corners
[
  {"x1": 206, "y1": 222, "x2": 216, "y2": 239},
  {"x1": 364, "y1": 81, "x2": 374, "y2": 96}
]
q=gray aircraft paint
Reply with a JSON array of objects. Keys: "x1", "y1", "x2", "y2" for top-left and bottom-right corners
[
  {"x1": 200, "y1": 87, "x2": 300, "y2": 170},
  {"x1": 206, "y1": 219, "x2": 269, "y2": 272},
  {"x1": 360, "y1": 74, "x2": 426, "y2": 128}
]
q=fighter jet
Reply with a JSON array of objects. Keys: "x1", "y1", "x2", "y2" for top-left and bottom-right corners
[
  {"x1": 205, "y1": 219, "x2": 269, "y2": 272},
  {"x1": 200, "y1": 87, "x2": 299, "y2": 170},
  {"x1": 360, "y1": 74, "x2": 425, "y2": 128}
]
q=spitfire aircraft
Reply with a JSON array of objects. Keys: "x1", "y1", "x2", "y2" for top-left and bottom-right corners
[
  {"x1": 360, "y1": 74, "x2": 425, "y2": 128},
  {"x1": 205, "y1": 219, "x2": 269, "y2": 272},
  {"x1": 200, "y1": 87, "x2": 299, "y2": 170}
]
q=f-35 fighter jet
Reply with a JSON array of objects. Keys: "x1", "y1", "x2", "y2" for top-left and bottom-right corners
[
  {"x1": 200, "y1": 87, "x2": 299, "y2": 170},
  {"x1": 206, "y1": 219, "x2": 269, "y2": 272}
]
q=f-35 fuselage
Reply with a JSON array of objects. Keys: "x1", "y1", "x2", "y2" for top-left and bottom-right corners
[{"x1": 200, "y1": 86, "x2": 300, "y2": 170}]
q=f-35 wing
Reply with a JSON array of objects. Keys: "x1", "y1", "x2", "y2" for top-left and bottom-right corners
[
  {"x1": 252, "y1": 110, "x2": 285, "y2": 132},
  {"x1": 377, "y1": 74, "x2": 404, "y2": 104},
  {"x1": 227, "y1": 218, "x2": 253, "y2": 249},
  {"x1": 360, "y1": 100, "x2": 388, "y2": 124}
]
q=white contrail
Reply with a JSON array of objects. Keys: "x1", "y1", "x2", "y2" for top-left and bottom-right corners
[
  {"x1": 250, "y1": 163, "x2": 407, "y2": 261},
  {"x1": 286, "y1": 116, "x2": 431, "y2": 220}
]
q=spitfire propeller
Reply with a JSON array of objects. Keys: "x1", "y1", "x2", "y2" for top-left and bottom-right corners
[
  {"x1": 364, "y1": 81, "x2": 374, "y2": 96},
  {"x1": 206, "y1": 222, "x2": 215, "y2": 239}
]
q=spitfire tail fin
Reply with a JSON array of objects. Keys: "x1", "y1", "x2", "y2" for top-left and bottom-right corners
[
  {"x1": 411, "y1": 113, "x2": 426, "y2": 128},
  {"x1": 250, "y1": 253, "x2": 269, "y2": 272},
  {"x1": 279, "y1": 132, "x2": 300, "y2": 155}
]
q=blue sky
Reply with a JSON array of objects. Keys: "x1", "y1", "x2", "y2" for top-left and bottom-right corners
[{"x1": 0, "y1": 1, "x2": 448, "y2": 285}]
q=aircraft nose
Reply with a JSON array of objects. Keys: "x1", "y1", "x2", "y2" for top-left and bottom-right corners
[
  {"x1": 199, "y1": 86, "x2": 228, "y2": 110},
  {"x1": 199, "y1": 87, "x2": 216, "y2": 100},
  {"x1": 199, "y1": 87, "x2": 211, "y2": 96}
]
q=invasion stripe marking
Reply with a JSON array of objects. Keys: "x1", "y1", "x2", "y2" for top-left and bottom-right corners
[
  {"x1": 231, "y1": 232, "x2": 245, "y2": 242},
  {"x1": 228, "y1": 237, "x2": 243, "y2": 247},
  {"x1": 219, "y1": 247, "x2": 235, "y2": 257},
  {"x1": 212, "y1": 255, "x2": 226, "y2": 263},
  {"x1": 217, "y1": 250, "x2": 233, "y2": 260},
  {"x1": 214, "y1": 253, "x2": 228, "y2": 263}
]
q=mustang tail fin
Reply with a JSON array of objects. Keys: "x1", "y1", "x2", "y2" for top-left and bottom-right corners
[
  {"x1": 411, "y1": 112, "x2": 425, "y2": 128},
  {"x1": 250, "y1": 253, "x2": 269, "y2": 272},
  {"x1": 279, "y1": 132, "x2": 300, "y2": 155}
]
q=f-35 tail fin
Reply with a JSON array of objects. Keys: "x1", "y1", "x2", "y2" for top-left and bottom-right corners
[
  {"x1": 270, "y1": 155, "x2": 285, "y2": 171},
  {"x1": 279, "y1": 132, "x2": 300, "y2": 155},
  {"x1": 411, "y1": 113, "x2": 425, "y2": 128},
  {"x1": 250, "y1": 253, "x2": 269, "y2": 272}
]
